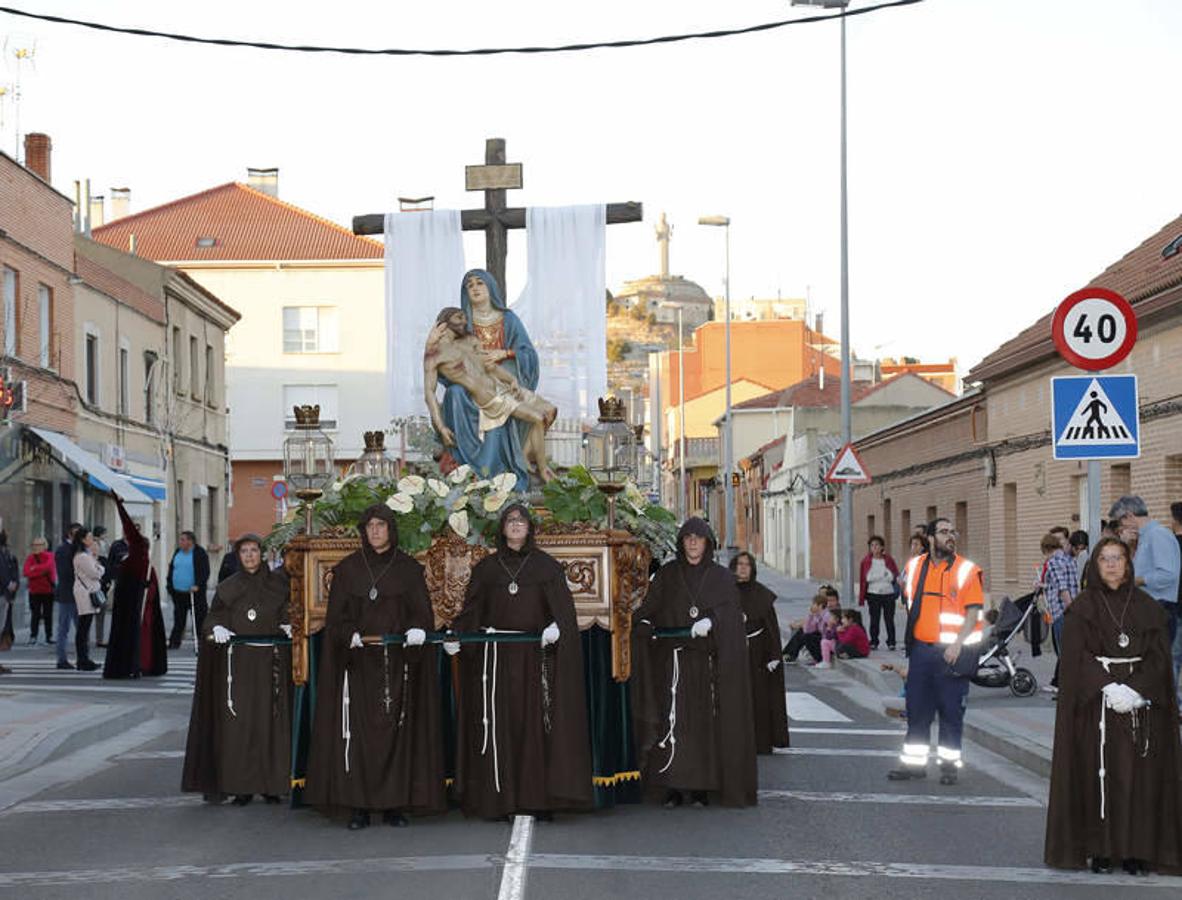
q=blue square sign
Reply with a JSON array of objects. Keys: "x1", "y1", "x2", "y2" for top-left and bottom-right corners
[{"x1": 1051, "y1": 374, "x2": 1139, "y2": 460}]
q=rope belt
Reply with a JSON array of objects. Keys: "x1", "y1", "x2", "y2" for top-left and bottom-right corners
[
  {"x1": 221, "y1": 638, "x2": 290, "y2": 718},
  {"x1": 657, "y1": 646, "x2": 683, "y2": 774},
  {"x1": 746, "y1": 627, "x2": 765, "y2": 640},
  {"x1": 342, "y1": 670, "x2": 352, "y2": 774},
  {"x1": 1095, "y1": 655, "x2": 1144, "y2": 821},
  {"x1": 481, "y1": 626, "x2": 526, "y2": 794}
]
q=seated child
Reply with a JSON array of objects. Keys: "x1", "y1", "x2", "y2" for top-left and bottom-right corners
[
  {"x1": 815, "y1": 605, "x2": 841, "y2": 668},
  {"x1": 835, "y1": 609, "x2": 870, "y2": 659},
  {"x1": 783, "y1": 595, "x2": 826, "y2": 664}
]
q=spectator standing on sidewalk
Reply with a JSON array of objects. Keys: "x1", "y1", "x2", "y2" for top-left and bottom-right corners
[
  {"x1": 68, "y1": 528, "x2": 103, "y2": 672},
  {"x1": 54, "y1": 523, "x2": 82, "y2": 670},
  {"x1": 890, "y1": 518, "x2": 985, "y2": 786},
  {"x1": 859, "y1": 536, "x2": 900, "y2": 651},
  {"x1": 1109, "y1": 496, "x2": 1181, "y2": 666},
  {"x1": 730, "y1": 551, "x2": 789, "y2": 754},
  {"x1": 167, "y1": 531, "x2": 210, "y2": 650},
  {"x1": 1040, "y1": 532, "x2": 1079, "y2": 694},
  {"x1": 1069, "y1": 530, "x2": 1090, "y2": 585},
  {"x1": 23, "y1": 537, "x2": 55, "y2": 645},
  {"x1": 0, "y1": 532, "x2": 19, "y2": 653}
]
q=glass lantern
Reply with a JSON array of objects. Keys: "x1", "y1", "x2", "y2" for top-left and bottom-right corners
[
  {"x1": 349, "y1": 430, "x2": 397, "y2": 485},
  {"x1": 283, "y1": 404, "x2": 336, "y2": 533},
  {"x1": 584, "y1": 396, "x2": 636, "y2": 528}
]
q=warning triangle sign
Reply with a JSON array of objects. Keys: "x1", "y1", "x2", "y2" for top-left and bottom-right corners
[
  {"x1": 1057, "y1": 378, "x2": 1136, "y2": 446},
  {"x1": 825, "y1": 443, "x2": 871, "y2": 484}
]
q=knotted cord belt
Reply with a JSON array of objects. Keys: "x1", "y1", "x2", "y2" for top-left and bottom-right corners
[{"x1": 1095, "y1": 655, "x2": 1145, "y2": 821}]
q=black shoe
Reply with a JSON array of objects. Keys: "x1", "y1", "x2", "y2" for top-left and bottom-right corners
[
  {"x1": 887, "y1": 644, "x2": 896, "y2": 651},
  {"x1": 1090, "y1": 856, "x2": 1111, "y2": 874},
  {"x1": 232, "y1": 794, "x2": 252, "y2": 806},
  {"x1": 382, "y1": 810, "x2": 409, "y2": 827},
  {"x1": 77, "y1": 659, "x2": 98, "y2": 671},
  {"x1": 662, "y1": 790, "x2": 683, "y2": 809},
  {"x1": 690, "y1": 791, "x2": 708, "y2": 808},
  {"x1": 56, "y1": 660, "x2": 75, "y2": 670},
  {"x1": 939, "y1": 765, "x2": 959, "y2": 786},
  {"x1": 1121, "y1": 858, "x2": 1148, "y2": 876},
  {"x1": 263, "y1": 795, "x2": 281, "y2": 805},
  {"x1": 869, "y1": 642, "x2": 879, "y2": 650},
  {"x1": 203, "y1": 792, "x2": 226, "y2": 804},
  {"x1": 887, "y1": 767, "x2": 926, "y2": 781},
  {"x1": 533, "y1": 811, "x2": 554, "y2": 823},
  {"x1": 347, "y1": 810, "x2": 370, "y2": 830}
]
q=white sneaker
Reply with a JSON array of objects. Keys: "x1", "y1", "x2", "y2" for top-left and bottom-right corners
[
  {"x1": 1041, "y1": 685, "x2": 1058, "y2": 694},
  {"x1": 812, "y1": 661, "x2": 832, "y2": 669}
]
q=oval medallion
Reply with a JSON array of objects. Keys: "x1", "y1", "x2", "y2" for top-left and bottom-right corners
[
  {"x1": 368, "y1": 588, "x2": 378, "y2": 601},
  {"x1": 689, "y1": 605, "x2": 699, "y2": 619},
  {"x1": 508, "y1": 581, "x2": 519, "y2": 596},
  {"x1": 1117, "y1": 632, "x2": 1130, "y2": 649},
  {"x1": 246, "y1": 608, "x2": 257, "y2": 622}
]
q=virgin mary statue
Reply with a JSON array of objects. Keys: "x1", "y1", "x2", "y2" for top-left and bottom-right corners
[{"x1": 438, "y1": 269, "x2": 542, "y2": 484}]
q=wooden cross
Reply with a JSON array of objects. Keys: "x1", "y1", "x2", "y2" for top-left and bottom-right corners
[{"x1": 352, "y1": 137, "x2": 643, "y2": 297}]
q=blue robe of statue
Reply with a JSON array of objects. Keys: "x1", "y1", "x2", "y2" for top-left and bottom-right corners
[{"x1": 439, "y1": 269, "x2": 540, "y2": 484}]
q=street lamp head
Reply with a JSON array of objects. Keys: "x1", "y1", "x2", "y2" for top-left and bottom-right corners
[{"x1": 698, "y1": 215, "x2": 730, "y2": 227}]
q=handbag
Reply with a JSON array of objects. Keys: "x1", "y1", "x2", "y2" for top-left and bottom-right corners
[{"x1": 89, "y1": 589, "x2": 108, "y2": 611}]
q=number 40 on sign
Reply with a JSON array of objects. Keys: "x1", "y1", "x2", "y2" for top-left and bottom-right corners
[{"x1": 1051, "y1": 287, "x2": 1138, "y2": 371}]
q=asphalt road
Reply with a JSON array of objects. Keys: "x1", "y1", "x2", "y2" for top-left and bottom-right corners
[{"x1": 0, "y1": 646, "x2": 1179, "y2": 899}]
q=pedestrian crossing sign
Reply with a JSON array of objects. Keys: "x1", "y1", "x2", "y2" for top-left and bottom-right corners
[{"x1": 1051, "y1": 374, "x2": 1139, "y2": 460}]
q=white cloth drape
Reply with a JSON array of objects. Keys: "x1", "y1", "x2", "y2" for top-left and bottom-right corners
[
  {"x1": 513, "y1": 205, "x2": 606, "y2": 423},
  {"x1": 384, "y1": 210, "x2": 467, "y2": 420}
]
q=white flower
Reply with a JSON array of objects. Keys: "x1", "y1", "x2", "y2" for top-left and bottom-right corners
[
  {"x1": 465, "y1": 479, "x2": 491, "y2": 494},
  {"x1": 329, "y1": 481, "x2": 344, "y2": 493},
  {"x1": 448, "y1": 510, "x2": 470, "y2": 538},
  {"x1": 491, "y1": 472, "x2": 517, "y2": 494},
  {"x1": 397, "y1": 475, "x2": 425, "y2": 496},
  {"x1": 483, "y1": 492, "x2": 510, "y2": 513},
  {"x1": 428, "y1": 478, "x2": 450, "y2": 498},
  {"x1": 448, "y1": 464, "x2": 473, "y2": 484},
  {"x1": 451, "y1": 494, "x2": 469, "y2": 511},
  {"x1": 624, "y1": 483, "x2": 645, "y2": 506},
  {"x1": 385, "y1": 492, "x2": 413, "y2": 514}
]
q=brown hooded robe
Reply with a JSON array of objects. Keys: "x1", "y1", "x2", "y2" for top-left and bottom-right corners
[
  {"x1": 1045, "y1": 549, "x2": 1182, "y2": 872},
  {"x1": 181, "y1": 543, "x2": 292, "y2": 798},
  {"x1": 631, "y1": 519, "x2": 757, "y2": 806},
  {"x1": 452, "y1": 508, "x2": 591, "y2": 817},
  {"x1": 738, "y1": 578, "x2": 790, "y2": 754},
  {"x1": 303, "y1": 505, "x2": 445, "y2": 817}
]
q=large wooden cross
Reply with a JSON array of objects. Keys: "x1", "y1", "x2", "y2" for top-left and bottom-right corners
[{"x1": 352, "y1": 137, "x2": 643, "y2": 297}]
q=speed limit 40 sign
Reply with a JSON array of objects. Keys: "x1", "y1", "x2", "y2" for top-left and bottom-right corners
[{"x1": 1051, "y1": 287, "x2": 1137, "y2": 371}]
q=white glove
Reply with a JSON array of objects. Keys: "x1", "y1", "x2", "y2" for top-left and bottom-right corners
[
  {"x1": 691, "y1": 618, "x2": 713, "y2": 639},
  {"x1": 405, "y1": 627, "x2": 426, "y2": 647},
  {"x1": 279, "y1": 624, "x2": 292, "y2": 638},
  {"x1": 541, "y1": 622, "x2": 560, "y2": 647},
  {"x1": 443, "y1": 641, "x2": 461, "y2": 656},
  {"x1": 1101, "y1": 682, "x2": 1138, "y2": 713},
  {"x1": 349, "y1": 632, "x2": 364, "y2": 650},
  {"x1": 767, "y1": 659, "x2": 781, "y2": 672},
  {"x1": 211, "y1": 625, "x2": 234, "y2": 644}
]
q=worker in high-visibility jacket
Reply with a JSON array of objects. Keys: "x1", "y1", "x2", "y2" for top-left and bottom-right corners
[{"x1": 889, "y1": 517, "x2": 985, "y2": 786}]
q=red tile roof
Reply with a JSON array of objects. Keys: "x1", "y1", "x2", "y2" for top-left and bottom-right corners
[
  {"x1": 74, "y1": 255, "x2": 165, "y2": 324},
  {"x1": 969, "y1": 212, "x2": 1182, "y2": 383},
  {"x1": 733, "y1": 374, "x2": 880, "y2": 411},
  {"x1": 92, "y1": 183, "x2": 383, "y2": 262}
]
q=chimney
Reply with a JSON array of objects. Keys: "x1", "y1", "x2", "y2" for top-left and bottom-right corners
[
  {"x1": 89, "y1": 195, "x2": 106, "y2": 228},
  {"x1": 247, "y1": 167, "x2": 278, "y2": 197},
  {"x1": 814, "y1": 312, "x2": 824, "y2": 335},
  {"x1": 24, "y1": 132, "x2": 51, "y2": 182},
  {"x1": 110, "y1": 187, "x2": 131, "y2": 220}
]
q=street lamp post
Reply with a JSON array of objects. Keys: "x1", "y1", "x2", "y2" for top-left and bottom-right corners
[
  {"x1": 793, "y1": 0, "x2": 854, "y2": 598},
  {"x1": 699, "y1": 215, "x2": 733, "y2": 558},
  {"x1": 678, "y1": 306, "x2": 688, "y2": 520}
]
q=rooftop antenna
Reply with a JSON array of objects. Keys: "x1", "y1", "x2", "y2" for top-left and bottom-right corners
[{"x1": 3, "y1": 34, "x2": 37, "y2": 161}]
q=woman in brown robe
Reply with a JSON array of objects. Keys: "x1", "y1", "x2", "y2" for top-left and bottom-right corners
[
  {"x1": 181, "y1": 534, "x2": 292, "y2": 805},
  {"x1": 631, "y1": 517, "x2": 757, "y2": 808},
  {"x1": 730, "y1": 551, "x2": 789, "y2": 754},
  {"x1": 448, "y1": 503, "x2": 591, "y2": 820},
  {"x1": 304, "y1": 504, "x2": 445, "y2": 829},
  {"x1": 1044, "y1": 536, "x2": 1182, "y2": 875}
]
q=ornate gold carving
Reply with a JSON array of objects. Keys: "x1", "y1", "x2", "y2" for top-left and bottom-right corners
[
  {"x1": 417, "y1": 530, "x2": 491, "y2": 628},
  {"x1": 562, "y1": 559, "x2": 597, "y2": 596}
]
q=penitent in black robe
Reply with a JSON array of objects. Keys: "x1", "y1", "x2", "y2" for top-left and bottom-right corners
[
  {"x1": 304, "y1": 545, "x2": 445, "y2": 817},
  {"x1": 632, "y1": 558, "x2": 757, "y2": 807},
  {"x1": 1045, "y1": 558, "x2": 1182, "y2": 872},
  {"x1": 103, "y1": 495, "x2": 166, "y2": 679},
  {"x1": 453, "y1": 547, "x2": 592, "y2": 817},
  {"x1": 181, "y1": 566, "x2": 292, "y2": 798},
  {"x1": 738, "y1": 579, "x2": 790, "y2": 754}
]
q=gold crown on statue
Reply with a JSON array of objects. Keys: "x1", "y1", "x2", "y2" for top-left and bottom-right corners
[
  {"x1": 597, "y1": 396, "x2": 626, "y2": 423},
  {"x1": 363, "y1": 430, "x2": 386, "y2": 451},
  {"x1": 292, "y1": 404, "x2": 321, "y2": 427}
]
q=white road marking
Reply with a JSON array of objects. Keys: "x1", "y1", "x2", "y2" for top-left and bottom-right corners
[
  {"x1": 4, "y1": 795, "x2": 203, "y2": 815},
  {"x1": 786, "y1": 691, "x2": 851, "y2": 722},
  {"x1": 0, "y1": 682, "x2": 193, "y2": 696},
  {"x1": 528, "y1": 854, "x2": 1181, "y2": 888},
  {"x1": 497, "y1": 814, "x2": 534, "y2": 900},
  {"x1": 758, "y1": 789, "x2": 1043, "y2": 808},
  {"x1": 789, "y1": 726, "x2": 903, "y2": 736},
  {"x1": 772, "y1": 747, "x2": 897, "y2": 757}
]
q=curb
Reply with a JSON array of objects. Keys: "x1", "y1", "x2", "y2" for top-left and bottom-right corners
[{"x1": 0, "y1": 701, "x2": 154, "y2": 783}]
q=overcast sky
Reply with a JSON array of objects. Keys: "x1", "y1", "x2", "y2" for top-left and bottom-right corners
[{"x1": 3, "y1": 0, "x2": 1179, "y2": 373}]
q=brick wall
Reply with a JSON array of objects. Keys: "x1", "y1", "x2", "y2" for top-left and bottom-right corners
[{"x1": 229, "y1": 459, "x2": 286, "y2": 538}]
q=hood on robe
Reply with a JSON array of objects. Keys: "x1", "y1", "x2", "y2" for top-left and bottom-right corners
[
  {"x1": 729, "y1": 550, "x2": 758, "y2": 584},
  {"x1": 495, "y1": 502, "x2": 536, "y2": 554},
  {"x1": 676, "y1": 516, "x2": 716, "y2": 563},
  {"x1": 357, "y1": 503, "x2": 399, "y2": 553},
  {"x1": 1082, "y1": 534, "x2": 1136, "y2": 595}
]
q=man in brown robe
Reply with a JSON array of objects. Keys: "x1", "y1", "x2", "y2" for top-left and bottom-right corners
[
  {"x1": 304, "y1": 504, "x2": 445, "y2": 830},
  {"x1": 448, "y1": 503, "x2": 591, "y2": 819},
  {"x1": 182, "y1": 534, "x2": 292, "y2": 804},
  {"x1": 1045, "y1": 536, "x2": 1182, "y2": 875},
  {"x1": 632, "y1": 517, "x2": 757, "y2": 807},
  {"x1": 731, "y1": 551, "x2": 790, "y2": 754}
]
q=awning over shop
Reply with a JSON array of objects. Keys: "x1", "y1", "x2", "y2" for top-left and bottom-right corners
[
  {"x1": 28, "y1": 427, "x2": 155, "y2": 508},
  {"x1": 127, "y1": 475, "x2": 167, "y2": 501}
]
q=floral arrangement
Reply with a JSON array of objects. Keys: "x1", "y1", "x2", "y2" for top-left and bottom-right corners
[{"x1": 541, "y1": 465, "x2": 679, "y2": 557}]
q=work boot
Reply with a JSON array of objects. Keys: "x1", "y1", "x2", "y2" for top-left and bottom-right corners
[
  {"x1": 887, "y1": 766, "x2": 926, "y2": 781},
  {"x1": 939, "y1": 764, "x2": 959, "y2": 786}
]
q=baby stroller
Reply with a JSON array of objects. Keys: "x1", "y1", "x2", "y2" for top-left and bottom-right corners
[{"x1": 968, "y1": 595, "x2": 1039, "y2": 697}]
